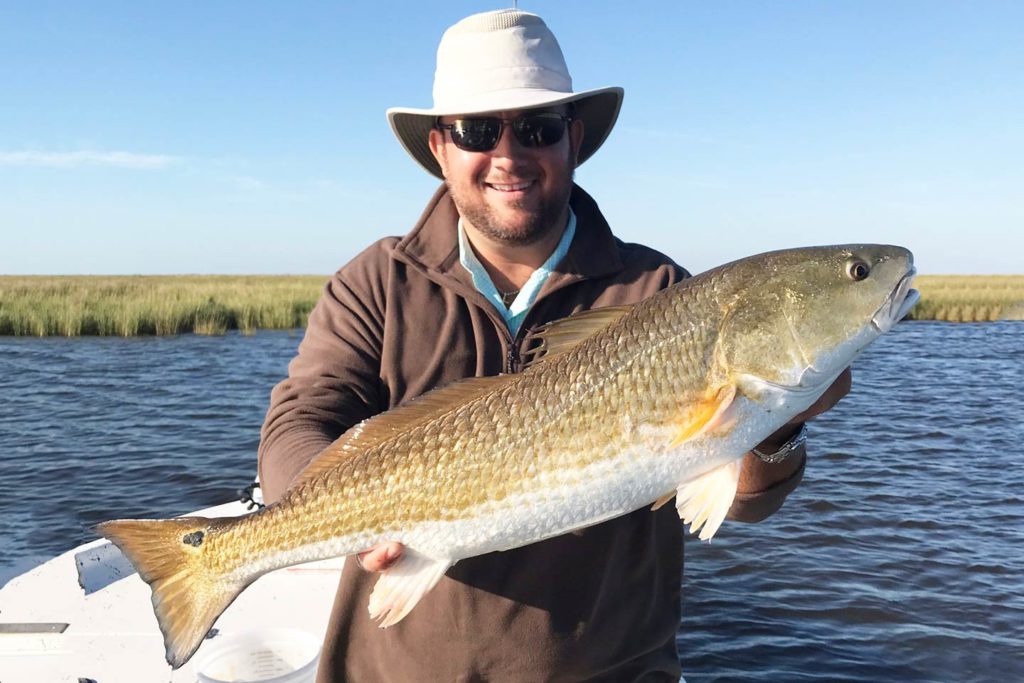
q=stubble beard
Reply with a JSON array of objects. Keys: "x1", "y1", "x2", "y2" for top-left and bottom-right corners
[{"x1": 447, "y1": 161, "x2": 575, "y2": 247}]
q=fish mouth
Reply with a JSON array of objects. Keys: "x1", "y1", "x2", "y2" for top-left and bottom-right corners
[{"x1": 872, "y1": 267, "x2": 920, "y2": 332}]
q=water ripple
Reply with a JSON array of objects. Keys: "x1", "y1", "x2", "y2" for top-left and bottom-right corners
[{"x1": 2, "y1": 323, "x2": 1023, "y2": 681}]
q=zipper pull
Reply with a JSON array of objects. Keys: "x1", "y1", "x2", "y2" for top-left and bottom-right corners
[{"x1": 507, "y1": 344, "x2": 520, "y2": 374}]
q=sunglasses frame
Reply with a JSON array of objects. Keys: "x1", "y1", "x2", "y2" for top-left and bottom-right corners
[{"x1": 435, "y1": 112, "x2": 574, "y2": 153}]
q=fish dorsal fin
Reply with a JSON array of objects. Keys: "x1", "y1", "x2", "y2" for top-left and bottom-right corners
[
  {"x1": 290, "y1": 374, "x2": 516, "y2": 490},
  {"x1": 522, "y1": 304, "x2": 634, "y2": 369}
]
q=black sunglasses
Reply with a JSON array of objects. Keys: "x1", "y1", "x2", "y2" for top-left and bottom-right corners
[{"x1": 436, "y1": 112, "x2": 573, "y2": 153}]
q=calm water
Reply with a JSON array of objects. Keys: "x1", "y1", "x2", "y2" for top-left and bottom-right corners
[{"x1": 1, "y1": 323, "x2": 1022, "y2": 681}]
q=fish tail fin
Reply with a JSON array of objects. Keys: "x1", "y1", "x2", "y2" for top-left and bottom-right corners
[{"x1": 96, "y1": 516, "x2": 248, "y2": 669}]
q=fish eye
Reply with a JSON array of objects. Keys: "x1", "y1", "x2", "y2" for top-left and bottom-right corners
[{"x1": 846, "y1": 258, "x2": 871, "y2": 281}]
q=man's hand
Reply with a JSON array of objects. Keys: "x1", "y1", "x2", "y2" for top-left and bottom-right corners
[
  {"x1": 730, "y1": 368, "x2": 853, "y2": 520},
  {"x1": 357, "y1": 541, "x2": 404, "y2": 572},
  {"x1": 752, "y1": 367, "x2": 852, "y2": 454},
  {"x1": 789, "y1": 366, "x2": 852, "y2": 425}
]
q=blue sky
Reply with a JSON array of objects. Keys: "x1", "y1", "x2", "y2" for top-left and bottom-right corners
[{"x1": 2, "y1": 1, "x2": 1021, "y2": 275}]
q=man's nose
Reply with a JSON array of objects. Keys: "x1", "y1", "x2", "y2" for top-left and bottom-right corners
[{"x1": 490, "y1": 122, "x2": 525, "y2": 158}]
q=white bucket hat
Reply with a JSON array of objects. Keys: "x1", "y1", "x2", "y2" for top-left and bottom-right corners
[{"x1": 387, "y1": 9, "x2": 624, "y2": 179}]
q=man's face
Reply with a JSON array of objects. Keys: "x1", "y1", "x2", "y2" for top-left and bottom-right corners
[{"x1": 428, "y1": 107, "x2": 585, "y2": 246}]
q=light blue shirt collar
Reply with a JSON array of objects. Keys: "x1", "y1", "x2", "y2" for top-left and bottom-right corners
[{"x1": 458, "y1": 208, "x2": 576, "y2": 337}]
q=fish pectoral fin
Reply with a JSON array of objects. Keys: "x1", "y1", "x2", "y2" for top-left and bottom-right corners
[
  {"x1": 675, "y1": 459, "x2": 743, "y2": 541},
  {"x1": 367, "y1": 549, "x2": 453, "y2": 628},
  {"x1": 669, "y1": 384, "x2": 738, "y2": 448}
]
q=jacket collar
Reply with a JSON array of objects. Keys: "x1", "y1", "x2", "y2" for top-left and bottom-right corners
[{"x1": 392, "y1": 183, "x2": 625, "y2": 285}]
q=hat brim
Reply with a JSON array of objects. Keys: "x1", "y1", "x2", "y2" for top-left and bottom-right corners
[{"x1": 387, "y1": 86, "x2": 624, "y2": 179}]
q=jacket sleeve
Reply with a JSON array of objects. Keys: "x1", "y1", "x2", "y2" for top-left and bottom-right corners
[
  {"x1": 727, "y1": 452, "x2": 806, "y2": 523},
  {"x1": 257, "y1": 262, "x2": 387, "y2": 505}
]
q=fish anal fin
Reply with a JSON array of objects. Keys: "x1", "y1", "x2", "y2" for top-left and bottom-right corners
[
  {"x1": 675, "y1": 459, "x2": 742, "y2": 541},
  {"x1": 521, "y1": 304, "x2": 635, "y2": 369},
  {"x1": 367, "y1": 549, "x2": 453, "y2": 628},
  {"x1": 669, "y1": 384, "x2": 737, "y2": 448},
  {"x1": 292, "y1": 374, "x2": 516, "y2": 489}
]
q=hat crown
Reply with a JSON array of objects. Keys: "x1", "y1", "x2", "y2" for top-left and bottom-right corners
[{"x1": 433, "y1": 10, "x2": 573, "y2": 112}]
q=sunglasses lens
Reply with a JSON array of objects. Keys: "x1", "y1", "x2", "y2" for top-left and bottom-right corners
[
  {"x1": 445, "y1": 113, "x2": 568, "y2": 152},
  {"x1": 512, "y1": 114, "x2": 567, "y2": 148},
  {"x1": 449, "y1": 119, "x2": 502, "y2": 152}
]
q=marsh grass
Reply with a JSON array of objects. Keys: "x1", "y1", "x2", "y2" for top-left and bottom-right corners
[
  {"x1": 0, "y1": 276, "x2": 326, "y2": 336},
  {"x1": 908, "y1": 275, "x2": 1024, "y2": 322},
  {"x1": 2, "y1": 273, "x2": 1022, "y2": 336}
]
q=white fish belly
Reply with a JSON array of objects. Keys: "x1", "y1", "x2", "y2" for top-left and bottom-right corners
[
  {"x1": 229, "y1": 534, "x2": 372, "y2": 583},
  {"x1": 244, "y1": 388, "x2": 813, "y2": 573},
  {"x1": 390, "y1": 418, "x2": 754, "y2": 558},
  {"x1": 398, "y1": 449, "x2": 680, "y2": 559},
  {"x1": 394, "y1": 389, "x2": 815, "y2": 560}
]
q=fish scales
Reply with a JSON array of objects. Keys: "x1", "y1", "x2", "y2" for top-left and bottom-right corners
[
  {"x1": 203, "y1": 286, "x2": 723, "y2": 578},
  {"x1": 247, "y1": 283, "x2": 721, "y2": 570},
  {"x1": 96, "y1": 245, "x2": 920, "y2": 669}
]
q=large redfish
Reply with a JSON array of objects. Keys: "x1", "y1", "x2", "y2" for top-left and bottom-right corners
[{"x1": 98, "y1": 244, "x2": 919, "y2": 668}]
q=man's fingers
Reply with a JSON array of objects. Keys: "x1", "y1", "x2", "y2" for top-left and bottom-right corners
[
  {"x1": 356, "y1": 542, "x2": 404, "y2": 573},
  {"x1": 791, "y1": 367, "x2": 853, "y2": 424}
]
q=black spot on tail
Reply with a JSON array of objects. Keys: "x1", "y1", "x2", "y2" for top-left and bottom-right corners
[{"x1": 182, "y1": 530, "x2": 205, "y2": 547}]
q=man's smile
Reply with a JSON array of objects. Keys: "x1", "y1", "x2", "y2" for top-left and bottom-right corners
[{"x1": 486, "y1": 180, "x2": 535, "y2": 193}]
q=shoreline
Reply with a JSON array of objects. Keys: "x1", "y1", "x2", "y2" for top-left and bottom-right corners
[{"x1": 1, "y1": 274, "x2": 1022, "y2": 336}]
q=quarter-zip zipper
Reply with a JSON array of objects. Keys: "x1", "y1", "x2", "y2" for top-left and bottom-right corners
[
  {"x1": 391, "y1": 250, "x2": 595, "y2": 376},
  {"x1": 506, "y1": 343, "x2": 520, "y2": 374},
  {"x1": 502, "y1": 273, "x2": 593, "y2": 374}
]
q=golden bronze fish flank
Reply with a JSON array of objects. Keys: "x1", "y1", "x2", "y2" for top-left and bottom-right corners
[{"x1": 97, "y1": 244, "x2": 919, "y2": 668}]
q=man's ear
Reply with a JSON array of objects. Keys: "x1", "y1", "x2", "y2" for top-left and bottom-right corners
[
  {"x1": 569, "y1": 117, "x2": 585, "y2": 168},
  {"x1": 428, "y1": 128, "x2": 448, "y2": 178}
]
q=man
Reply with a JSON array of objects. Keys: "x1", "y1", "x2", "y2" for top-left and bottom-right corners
[{"x1": 258, "y1": 9, "x2": 849, "y2": 682}]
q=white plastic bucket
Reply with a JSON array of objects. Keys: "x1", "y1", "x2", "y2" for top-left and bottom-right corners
[{"x1": 194, "y1": 628, "x2": 321, "y2": 683}]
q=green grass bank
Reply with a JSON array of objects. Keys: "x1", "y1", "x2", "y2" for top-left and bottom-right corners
[
  {"x1": 0, "y1": 275, "x2": 327, "y2": 336},
  {"x1": 909, "y1": 275, "x2": 1024, "y2": 322},
  {"x1": 1, "y1": 274, "x2": 1022, "y2": 336}
]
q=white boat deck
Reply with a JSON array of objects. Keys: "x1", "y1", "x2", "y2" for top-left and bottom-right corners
[{"x1": 0, "y1": 500, "x2": 344, "y2": 683}]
